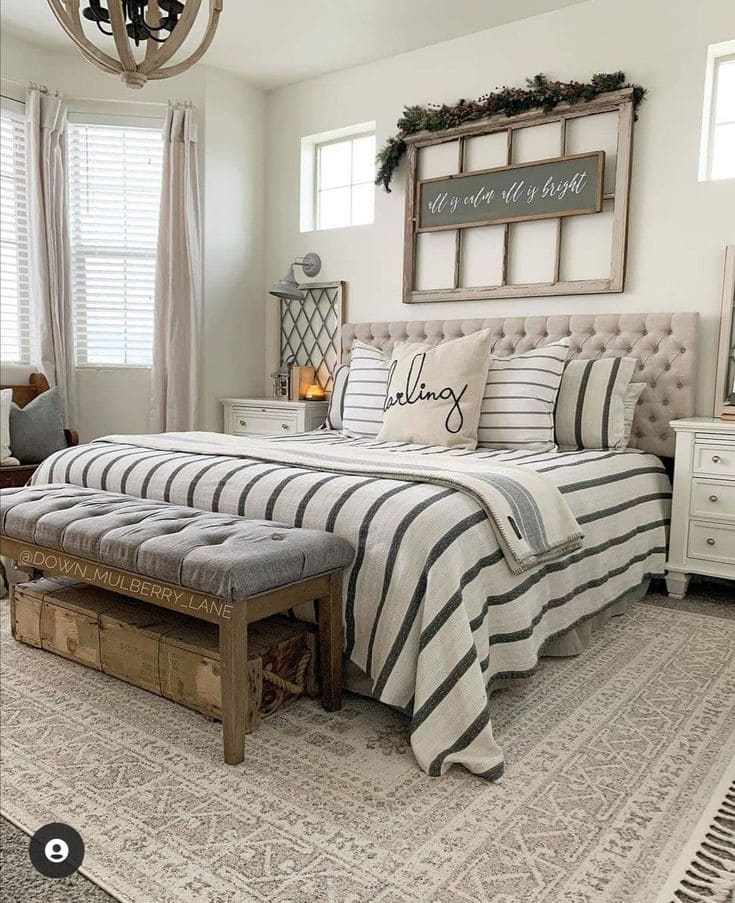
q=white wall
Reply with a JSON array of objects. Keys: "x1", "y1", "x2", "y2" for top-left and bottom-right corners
[
  {"x1": 1, "y1": 29, "x2": 265, "y2": 440},
  {"x1": 263, "y1": 0, "x2": 735, "y2": 415},
  {"x1": 201, "y1": 66, "x2": 266, "y2": 432}
]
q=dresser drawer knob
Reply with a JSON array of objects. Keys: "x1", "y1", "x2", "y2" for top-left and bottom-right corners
[
  {"x1": 711, "y1": 454, "x2": 721, "y2": 464},
  {"x1": 281, "y1": 423, "x2": 290, "y2": 430},
  {"x1": 709, "y1": 494, "x2": 718, "y2": 503},
  {"x1": 239, "y1": 419, "x2": 247, "y2": 427},
  {"x1": 706, "y1": 537, "x2": 716, "y2": 546}
]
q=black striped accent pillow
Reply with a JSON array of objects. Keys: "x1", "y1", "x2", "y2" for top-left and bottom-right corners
[
  {"x1": 554, "y1": 357, "x2": 638, "y2": 450},
  {"x1": 323, "y1": 364, "x2": 349, "y2": 430},
  {"x1": 477, "y1": 341, "x2": 570, "y2": 450},
  {"x1": 341, "y1": 341, "x2": 391, "y2": 438}
]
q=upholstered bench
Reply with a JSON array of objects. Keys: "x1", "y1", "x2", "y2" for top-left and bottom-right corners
[{"x1": 0, "y1": 484, "x2": 354, "y2": 764}]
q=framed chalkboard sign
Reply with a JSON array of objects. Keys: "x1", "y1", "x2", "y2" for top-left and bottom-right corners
[
  {"x1": 417, "y1": 151, "x2": 604, "y2": 232},
  {"x1": 401, "y1": 86, "x2": 637, "y2": 304}
]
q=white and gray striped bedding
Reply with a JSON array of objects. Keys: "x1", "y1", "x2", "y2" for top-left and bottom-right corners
[
  {"x1": 33, "y1": 431, "x2": 671, "y2": 780},
  {"x1": 478, "y1": 341, "x2": 569, "y2": 451},
  {"x1": 91, "y1": 431, "x2": 583, "y2": 574},
  {"x1": 341, "y1": 341, "x2": 391, "y2": 438},
  {"x1": 555, "y1": 356, "x2": 638, "y2": 450}
]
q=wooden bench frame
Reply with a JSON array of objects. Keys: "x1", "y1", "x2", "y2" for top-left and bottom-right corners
[{"x1": 1, "y1": 537, "x2": 343, "y2": 765}]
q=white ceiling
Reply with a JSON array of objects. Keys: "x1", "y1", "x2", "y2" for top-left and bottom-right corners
[{"x1": 1, "y1": 1, "x2": 584, "y2": 89}]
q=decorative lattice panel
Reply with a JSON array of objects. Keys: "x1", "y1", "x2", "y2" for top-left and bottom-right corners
[{"x1": 280, "y1": 281, "x2": 344, "y2": 391}]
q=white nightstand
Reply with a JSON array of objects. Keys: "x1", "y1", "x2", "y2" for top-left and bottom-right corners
[
  {"x1": 219, "y1": 397, "x2": 328, "y2": 437},
  {"x1": 666, "y1": 418, "x2": 735, "y2": 598}
]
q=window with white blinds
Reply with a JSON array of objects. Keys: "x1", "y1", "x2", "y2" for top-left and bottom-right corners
[
  {"x1": 0, "y1": 102, "x2": 31, "y2": 364},
  {"x1": 68, "y1": 118, "x2": 163, "y2": 367}
]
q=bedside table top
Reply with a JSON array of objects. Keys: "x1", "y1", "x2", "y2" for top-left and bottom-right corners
[
  {"x1": 670, "y1": 417, "x2": 735, "y2": 435},
  {"x1": 218, "y1": 397, "x2": 328, "y2": 406}
]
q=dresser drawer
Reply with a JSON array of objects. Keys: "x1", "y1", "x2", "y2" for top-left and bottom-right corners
[
  {"x1": 690, "y1": 479, "x2": 735, "y2": 522},
  {"x1": 232, "y1": 408, "x2": 297, "y2": 436},
  {"x1": 687, "y1": 520, "x2": 735, "y2": 565},
  {"x1": 692, "y1": 442, "x2": 735, "y2": 478}
]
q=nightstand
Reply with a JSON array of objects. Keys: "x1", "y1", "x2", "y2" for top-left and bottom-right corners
[
  {"x1": 665, "y1": 418, "x2": 735, "y2": 598},
  {"x1": 219, "y1": 397, "x2": 328, "y2": 437}
]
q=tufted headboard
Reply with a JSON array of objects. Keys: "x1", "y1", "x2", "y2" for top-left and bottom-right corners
[{"x1": 341, "y1": 312, "x2": 699, "y2": 458}]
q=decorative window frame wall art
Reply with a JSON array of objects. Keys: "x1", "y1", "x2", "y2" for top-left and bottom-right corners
[
  {"x1": 401, "y1": 88, "x2": 636, "y2": 303},
  {"x1": 279, "y1": 281, "x2": 345, "y2": 392}
]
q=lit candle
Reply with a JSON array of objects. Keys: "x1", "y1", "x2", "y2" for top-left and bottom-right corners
[{"x1": 304, "y1": 384, "x2": 326, "y2": 400}]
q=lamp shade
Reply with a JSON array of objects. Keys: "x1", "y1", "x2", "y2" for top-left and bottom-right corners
[
  {"x1": 269, "y1": 265, "x2": 305, "y2": 301},
  {"x1": 268, "y1": 253, "x2": 321, "y2": 301}
]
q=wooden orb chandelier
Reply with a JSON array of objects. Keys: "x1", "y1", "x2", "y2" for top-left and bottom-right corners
[{"x1": 46, "y1": 1, "x2": 223, "y2": 89}]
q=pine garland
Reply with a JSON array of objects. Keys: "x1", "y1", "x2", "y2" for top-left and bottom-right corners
[{"x1": 376, "y1": 72, "x2": 646, "y2": 192}]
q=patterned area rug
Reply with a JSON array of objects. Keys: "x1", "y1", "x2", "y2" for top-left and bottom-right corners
[{"x1": 1, "y1": 596, "x2": 734, "y2": 903}]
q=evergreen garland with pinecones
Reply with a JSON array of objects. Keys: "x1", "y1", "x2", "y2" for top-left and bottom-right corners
[{"x1": 375, "y1": 72, "x2": 646, "y2": 192}]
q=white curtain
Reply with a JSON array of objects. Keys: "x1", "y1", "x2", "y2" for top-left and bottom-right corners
[
  {"x1": 149, "y1": 104, "x2": 202, "y2": 432},
  {"x1": 25, "y1": 87, "x2": 77, "y2": 425}
]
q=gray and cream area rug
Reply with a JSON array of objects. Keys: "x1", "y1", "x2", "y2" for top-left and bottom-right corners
[{"x1": 1, "y1": 588, "x2": 734, "y2": 903}]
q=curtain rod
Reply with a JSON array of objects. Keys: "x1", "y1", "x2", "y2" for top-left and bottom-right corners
[{"x1": 0, "y1": 76, "x2": 193, "y2": 108}]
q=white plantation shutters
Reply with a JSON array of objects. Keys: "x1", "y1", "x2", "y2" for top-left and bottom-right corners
[
  {"x1": 0, "y1": 101, "x2": 30, "y2": 363},
  {"x1": 68, "y1": 118, "x2": 163, "y2": 366}
]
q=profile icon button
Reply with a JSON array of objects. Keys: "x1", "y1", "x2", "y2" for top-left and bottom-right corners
[{"x1": 28, "y1": 823, "x2": 85, "y2": 878}]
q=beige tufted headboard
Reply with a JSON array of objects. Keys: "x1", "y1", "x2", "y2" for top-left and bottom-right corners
[{"x1": 341, "y1": 312, "x2": 699, "y2": 458}]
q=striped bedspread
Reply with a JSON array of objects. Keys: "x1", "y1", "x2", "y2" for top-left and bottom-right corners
[
  {"x1": 93, "y1": 430, "x2": 584, "y2": 574},
  {"x1": 33, "y1": 431, "x2": 671, "y2": 779}
]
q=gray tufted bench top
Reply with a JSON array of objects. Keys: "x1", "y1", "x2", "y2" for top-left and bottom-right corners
[{"x1": 0, "y1": 484, "x2": 354, "y2": 602}]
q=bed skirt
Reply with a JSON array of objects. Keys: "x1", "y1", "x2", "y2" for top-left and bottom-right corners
[{"x1": 344, "y1": 578, "x2": 652, "y2": 703}]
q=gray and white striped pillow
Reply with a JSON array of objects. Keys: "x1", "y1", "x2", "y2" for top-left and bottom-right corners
[
  {"x1": 341, "y1": 341, "x2": 392, "y2": 438},
  {"x1": 554, "y1": 357, "x2": 638, "y2": 450},
  {"x1": 323, "y1": 364, "x2": 349, "y2": 430},
  {"x1": 477, "y1": 341, "x2": 570, "y2": 451}
]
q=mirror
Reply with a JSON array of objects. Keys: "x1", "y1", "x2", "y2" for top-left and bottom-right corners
[{"x1": 714, "y1": 245, "x2": 735, "y2": 415}]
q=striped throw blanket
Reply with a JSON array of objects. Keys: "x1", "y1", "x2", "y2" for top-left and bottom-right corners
[
  {"x1": 97, "y1": 432, "x2": 583, "y2": 575},
  {"x1": 32, "y1": 432, "x2": 671, "y2": 779}
]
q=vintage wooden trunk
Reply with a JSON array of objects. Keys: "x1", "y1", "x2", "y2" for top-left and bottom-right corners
[{"x1": 10, "y1": 577, "x2": 319, "y2": 727}]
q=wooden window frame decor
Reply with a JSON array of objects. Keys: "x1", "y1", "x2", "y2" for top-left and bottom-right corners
[{"x1": 402, "y1": 88, "x2": 636, "y2": 304}]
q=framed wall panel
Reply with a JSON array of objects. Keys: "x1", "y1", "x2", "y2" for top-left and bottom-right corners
[
  {"x1": 280, "y1": 281, "x2": 344, "y2": 390},
  {"x1": 401, "y1": 88, "x2": 636, "y2": 304}
]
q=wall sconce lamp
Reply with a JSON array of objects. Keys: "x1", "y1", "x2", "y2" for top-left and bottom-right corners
[{"x1": 269, "y1": 253, "x2": 322, "y2": 301}]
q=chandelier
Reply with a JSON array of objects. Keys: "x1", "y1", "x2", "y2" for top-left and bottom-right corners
[{"x1": 46, "y1": 1, "x2": 223, "y2": 89}]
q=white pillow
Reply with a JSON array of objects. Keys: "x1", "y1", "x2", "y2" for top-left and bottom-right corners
[
  {"x1": 341, "y1": 341, "x2": 392, "y2": 438},
  {"x1": 623, "y1": 382, "x2": 646, "y2": 447},
  {"x1": 324, "y1": 364, "x2": 349, "y2": 430},
  {"x1": 377, "y1": 329, "x2": 493, "y2": 450},
  {"x1": 554, "y1": 357, "x2": 638, "y2": 450},
  {"x1": 477, "y1": 341, "x2": 570, "y2": 451},
  {"x1": 341, "y1": 340, "x2": 432, "y2": 438},
  {"x1": 1, "y1": 388, "x2": 13, "y2": 463}
]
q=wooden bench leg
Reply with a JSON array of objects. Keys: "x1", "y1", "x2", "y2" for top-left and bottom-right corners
[
  {"x1": 219, "y1": 604, "x2": 249, "y2": 765},
  {"x1": 315, "y1": 569, "x2": 343, "y2": 712}
]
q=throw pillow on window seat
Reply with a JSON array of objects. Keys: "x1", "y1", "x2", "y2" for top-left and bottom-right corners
[{"x1": 9, "y1": 386, "x2": 67, "y2": 465}]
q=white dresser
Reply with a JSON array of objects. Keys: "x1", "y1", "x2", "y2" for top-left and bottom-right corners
[
  {"x1": 219, "y1": 397, "x2": 328, "y2": 437},
  {"x1": 666, "y1": 418, "x2": 735, "y2": 598}
]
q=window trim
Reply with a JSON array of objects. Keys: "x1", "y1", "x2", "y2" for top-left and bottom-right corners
[
  {"x1": 67, "y1": 114, "x2": 164, "y2": 370},
  {"x1": 300, "y1": 120, "x2": 376, "y2": 233},
  {"x1": 0, "y1": 96, "x2": 31, "y2": 365},
  {"x1": 699, "y1": 40, "x2": 735, "y2": 182}
]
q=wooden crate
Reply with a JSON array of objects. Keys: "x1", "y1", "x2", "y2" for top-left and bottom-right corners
[{"x1": 10, "y1": 577, "x2": 318, "y2": 726}]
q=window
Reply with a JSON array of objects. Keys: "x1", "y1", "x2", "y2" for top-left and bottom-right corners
[
  {"x1": 699, "y1": 40, "x2": 735, "y2": 181},
  {"x1": 300, "y1": 122, "x2": 375, "y2": 231},
  {"x1": 68, "y1": 117, "x2": 163, "y2": 366},
  {"x1": 0, "y1": 99, "x2": 31, "y2": 364}
]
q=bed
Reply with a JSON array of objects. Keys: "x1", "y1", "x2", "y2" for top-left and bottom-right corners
[{"x1": 31, "y1": 311, "x2": 698, "y2": 779}]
